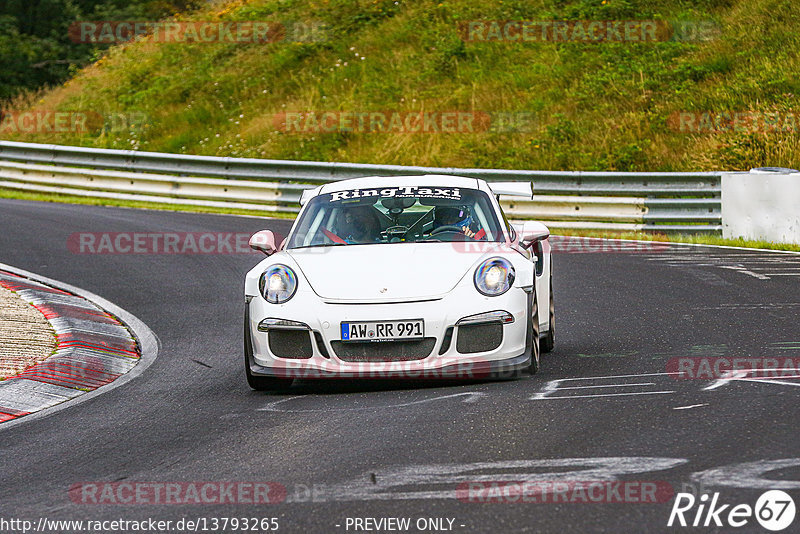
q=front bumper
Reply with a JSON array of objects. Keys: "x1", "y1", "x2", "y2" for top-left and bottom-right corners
[{"x1": 246, "y1": 283, "x2": 532, "y2": 380}]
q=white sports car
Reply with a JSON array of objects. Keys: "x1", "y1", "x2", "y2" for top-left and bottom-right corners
[{"x1": 244, "y1": 174, "x2": 553, "y2": 390}]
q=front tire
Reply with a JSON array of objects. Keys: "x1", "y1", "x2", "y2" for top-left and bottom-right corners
[
  {"x1": 541, "y1": 276, "x2": 555, "y2": 353},
  {"x1": 527, "y1": 291, "x2": 540, "y2": 375}
]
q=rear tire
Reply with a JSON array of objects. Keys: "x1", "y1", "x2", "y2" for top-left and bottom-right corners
[
  {"x1": 244, "y1": 308, "x2": 293, "y2": 391},
  {"x1": 541, "y1": 276, "x2": 555, "y2": 353}
]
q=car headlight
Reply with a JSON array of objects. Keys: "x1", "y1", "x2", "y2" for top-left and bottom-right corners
[
  {"x1": 474, "y1": 257, "x2": 515, "y2": 296},
  {"x1": 259, "y1": 264, "x2": 298, "y2": 304}
]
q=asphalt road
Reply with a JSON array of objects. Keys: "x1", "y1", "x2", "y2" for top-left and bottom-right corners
[{"x1": 1, "y1": 197, "x2": 799, "y2": 534}]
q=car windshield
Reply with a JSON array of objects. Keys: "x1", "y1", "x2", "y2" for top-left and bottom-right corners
[{"x1": 286, "y1": 186, "x2": 505, "y2": 248}]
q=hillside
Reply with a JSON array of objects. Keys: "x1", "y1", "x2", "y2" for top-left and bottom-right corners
[
  {"x1": 2, "y1": 0, "x2": 799, "y2": 171},
  {"x1": 0, "y1": 0, "x2": 200, "y2": 99}
]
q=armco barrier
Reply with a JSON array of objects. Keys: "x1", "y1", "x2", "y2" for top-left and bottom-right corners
[{"x1": 0, "y1": 141, "x2": 722, "y2": 232}]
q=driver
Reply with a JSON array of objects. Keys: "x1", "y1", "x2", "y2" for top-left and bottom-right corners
[
  {"x1": 432, "y1": 206, "x2": 479, "y2": 238},
  {"x1": 337, "y1": 206, "x2": 381, "y2": 244}
]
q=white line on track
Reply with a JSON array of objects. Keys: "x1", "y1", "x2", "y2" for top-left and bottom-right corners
[
  {"x1": 673, "y1": 404, "x2": 709, "y2": 410},
  {"x1": 556, "y1": 382, "x2": 655, "y2": 390},
  {"x1": 703, "y1": 370, "x2": 750, "y2": 390},
  {"x1": 530, "y1": 372, "x2": 682, "y2": 400},
  {"x1": 740, "y1": 378, "x2": 800, "y2": 387},
  {"x1": 703, "y1": 368, "x2": 800, "y2": 391},
  {"x1": 534, "y1": 391, "x2": 675, "y2": 400},
  {"x1": 717, "y1": 266, "x2": 771, "y2": 279}
]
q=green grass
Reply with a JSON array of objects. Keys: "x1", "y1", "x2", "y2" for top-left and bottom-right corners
[
  {"x1": 2, "y1": 0, "x2": 799, "y2": 171},
  {"x1": 0, "y1": 187, "x2": 294, "y2": 219}
]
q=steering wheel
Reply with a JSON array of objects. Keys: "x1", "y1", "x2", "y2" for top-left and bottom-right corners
[{"x1": 429, "y1": 225, "x2": 464, "y2": 236}]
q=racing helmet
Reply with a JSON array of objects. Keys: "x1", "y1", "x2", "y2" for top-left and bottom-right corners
[{"x1": 434, "y1": 206, "x2": 472, "y2": 228}]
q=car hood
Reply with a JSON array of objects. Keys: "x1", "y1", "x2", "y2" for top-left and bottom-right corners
[{"x1": 287, "y1": 242, "x2": 504, "y2": 301}]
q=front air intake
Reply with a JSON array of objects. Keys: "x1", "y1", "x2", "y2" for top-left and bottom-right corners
[
  {"x1": 268, "y1": 330, "x2": 314, "y2": 359},
  {"x1": 456, "y1": 323, "x2": 503, "y2": 354}
]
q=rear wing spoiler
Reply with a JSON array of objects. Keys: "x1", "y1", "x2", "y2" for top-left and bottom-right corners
[
  {"x1": 299, "y1": 186, "x2": 322, "y2": 206},
  {"x1": 487, "y1": 181, "x2": 533, "y2": 199}
]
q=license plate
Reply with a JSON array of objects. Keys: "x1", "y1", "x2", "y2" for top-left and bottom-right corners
[{"x1": 340, "y1": 319, "x2": 424, "y2": 342}]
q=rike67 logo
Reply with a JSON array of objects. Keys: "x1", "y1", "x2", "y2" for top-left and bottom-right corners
[{"x1": 668, "y1": 490, "x2": 796, "y2": 531}]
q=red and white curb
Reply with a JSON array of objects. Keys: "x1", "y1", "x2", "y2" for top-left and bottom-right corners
[{"x1": 0, "y1": 265, "x2": 158, "y2": 428}]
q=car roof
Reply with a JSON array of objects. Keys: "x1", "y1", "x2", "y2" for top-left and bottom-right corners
[{"x1": 317, "y1": 174, "x2": 484, "y2": 195}]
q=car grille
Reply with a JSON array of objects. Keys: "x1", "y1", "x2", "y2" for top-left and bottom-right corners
[
  {"x1": 330, "y1": 338, "x2": 437, "y2": 362},
  {"x1": 456, "y1": 323, "x2": 503, "y2": 354},
  {"x1": 268, "y1": 330, "x2": 313, "y2": 359}
]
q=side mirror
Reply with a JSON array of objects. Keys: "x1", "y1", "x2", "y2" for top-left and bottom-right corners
[
  {"x1": 249, "y1": 230, "x2": 279, "y2": 255},
  {"x1": 517, "y1": 221, "x2": 550, "y2": 249}
]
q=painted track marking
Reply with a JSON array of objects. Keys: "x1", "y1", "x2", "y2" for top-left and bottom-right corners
[
  {"x1": 673, "y1": 403, "x2": 709, "y2": 410},
  {"x1": 530, "y1": 372, "x2": 681, "y2": 400},
  {"x1": 703, "y1": 368, "x2": 800, "y2": 391}
]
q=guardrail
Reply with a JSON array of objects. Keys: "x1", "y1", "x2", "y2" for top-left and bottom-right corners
[{"x1": 0, "y1": 141, "x2": 722, "y2": 232}]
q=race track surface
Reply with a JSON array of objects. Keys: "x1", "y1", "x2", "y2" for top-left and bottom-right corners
[{"x1": 1, "y1": 198, "x2": 799, "y2": 533}]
